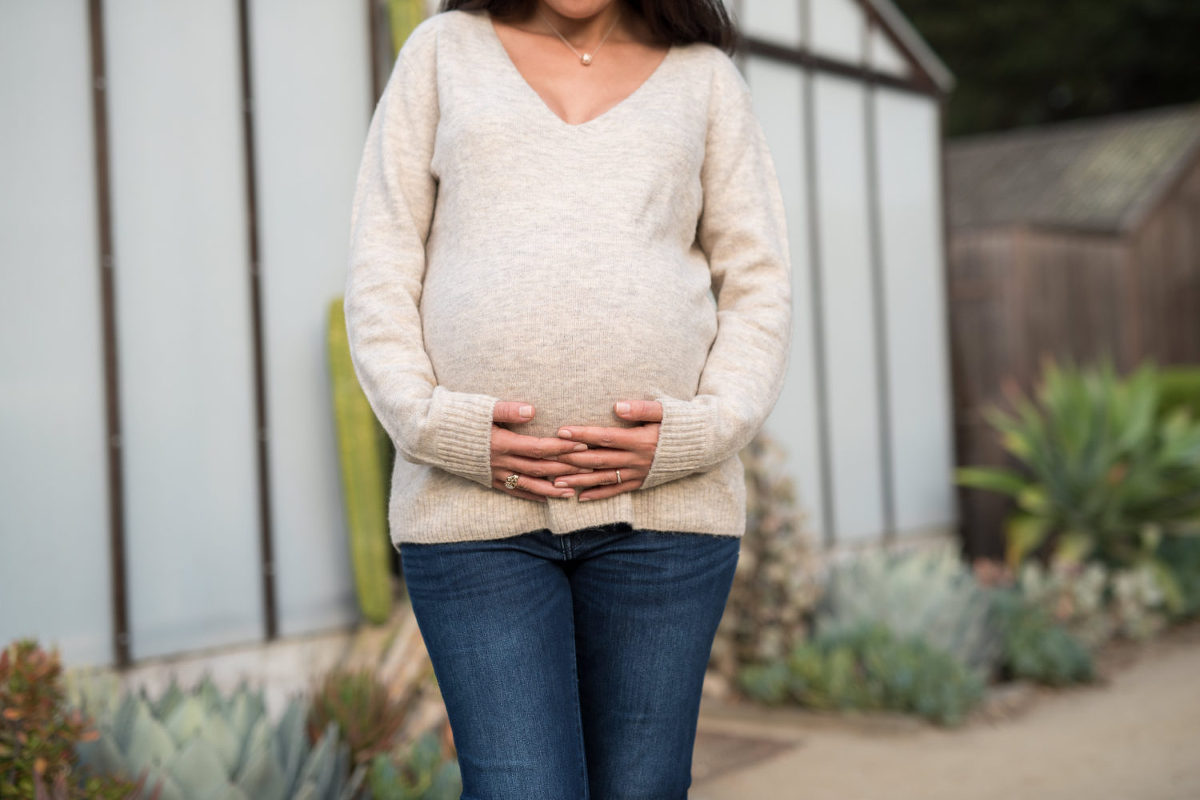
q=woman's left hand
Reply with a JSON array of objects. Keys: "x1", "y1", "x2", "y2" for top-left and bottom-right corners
[{"x1": 551, "y1": 400, "x2": 662, "y2": 501}]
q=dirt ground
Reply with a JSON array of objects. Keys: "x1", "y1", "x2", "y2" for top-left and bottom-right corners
[{"x1": 691, "y1": 617, "x2": 1200, "y2": 800}]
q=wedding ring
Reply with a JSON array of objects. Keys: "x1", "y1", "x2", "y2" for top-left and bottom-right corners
[
  {"x1": 615, "y1": 470, "x2": 622, "y2": 484},
  {"x1": 504, "y1": 474, "x2": 520, "y2": 490}
]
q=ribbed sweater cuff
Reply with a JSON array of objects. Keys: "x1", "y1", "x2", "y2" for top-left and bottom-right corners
[
  {"x1": 641, "y1": 396, "x2": 715, "y2": 489},
  {"x1": 430, "y1": 389, "x2": 496, "y2": 488}
]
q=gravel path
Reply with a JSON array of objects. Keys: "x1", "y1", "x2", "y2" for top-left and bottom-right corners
[{"x1": 692, "y1": 618, "x2": 1200, "y2": 800}]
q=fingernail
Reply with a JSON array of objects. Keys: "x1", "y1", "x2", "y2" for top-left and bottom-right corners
[
  {"x1": 579, "y1": 496, "x2": 593, "y2": 502},
  {"x1": 519, "y1": 405, "x2": 533, "y2": 418},
  {"x1": 560, "y1": 491, "x2": 575, "y2": 498},
  {"x1": 554, "y1": 480, "x2": 567, "y2": 488},
  {"x1": 573, "y1": 443, "x2": 587, "y2": 451},
  {"x1": 557, "y1": 429, "x2": 572, "y2": 438},
  {"x1": 615, "y1": 402, "x2": 631, "y2": 414}
]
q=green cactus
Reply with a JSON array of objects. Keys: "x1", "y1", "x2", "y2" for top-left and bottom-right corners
[
  {"x1": 61, "y1": 670, "x2": 366, "y2": 800},
  {"x1": 329, "y1": 298, "x2": 394, "y2": 624},
  {"x1": 387, "y1": 0, "x2": 426, "y2": 58},
  {"x1": 813, "y1": 543, "x2": 1005, "y2": 681}
]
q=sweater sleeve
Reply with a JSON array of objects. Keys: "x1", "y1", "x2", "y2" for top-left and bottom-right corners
[
  {"x1": 343, "y1": 18, "x2": 498, "y2": 488},
  {"x1": 640, "y1": 55, "x2": 793, "y2": 490}
]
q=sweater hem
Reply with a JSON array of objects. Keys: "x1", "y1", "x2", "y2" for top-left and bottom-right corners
[{"x1": 387, "y1": 456, "x2": 747, "y2": 545}]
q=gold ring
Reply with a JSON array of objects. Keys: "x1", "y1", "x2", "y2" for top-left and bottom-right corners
[
  {"x1": 615, "y1": 470, "x2": 622, "y2": 484},
  {"x1": 504, "y1": 474, "x2": 520, "y2": 490}
]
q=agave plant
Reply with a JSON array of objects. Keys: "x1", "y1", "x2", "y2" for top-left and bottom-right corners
[
  {"x1": 956, "y1": 355, "x2": 1200, "y2": 582},
  {"x1": 365, "y1": 731, "x2": 461, "y2": 800},
  {"x1": 812, "y1": 542, "x2": 1005, "y2": 680},
  {"x1": 61, "y1": 671, "x2": 365, "y2": 800}
]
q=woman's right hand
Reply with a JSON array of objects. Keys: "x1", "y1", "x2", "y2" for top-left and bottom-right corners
[{"x1": 491, "y1": 401, "x2": 592, "y2": 502}]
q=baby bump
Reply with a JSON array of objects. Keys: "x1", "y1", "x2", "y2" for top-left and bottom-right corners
[{"x1": 419, "y1": 252, "x2": 717, "y2": 437}]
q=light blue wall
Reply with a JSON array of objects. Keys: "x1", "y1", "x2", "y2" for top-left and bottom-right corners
[
  {"x1": 745, "y1": 0, "x2": 957, "y2": 546},
  {"x1": 0, "y1": 0, "x2": 372, "y2": 667},
  {"x1": 1, "y1": 0, "x2": 113, "y2": 666}
]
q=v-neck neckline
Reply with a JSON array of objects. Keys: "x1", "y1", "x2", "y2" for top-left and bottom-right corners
[{"x1": 478, "y1": 10, "x2": 676, "y2": 131}]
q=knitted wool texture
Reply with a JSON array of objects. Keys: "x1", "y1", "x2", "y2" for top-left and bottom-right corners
[{"x1": 344, "y1": 9, "x2": 792, "y2": 544}]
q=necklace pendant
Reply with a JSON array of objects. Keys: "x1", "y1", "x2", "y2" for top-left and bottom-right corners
[{"x1": 581, "y1": 52, "x2": 592, "y2": 65}]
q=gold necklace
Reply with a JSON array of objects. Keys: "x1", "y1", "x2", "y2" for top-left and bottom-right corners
[{"x1": 536, "y1": 7, "x2": 620, "y2": 66}]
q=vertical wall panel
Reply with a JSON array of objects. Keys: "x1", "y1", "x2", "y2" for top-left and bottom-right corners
[
  {"x1": 810, "y1": 0, "x2": 864, "y2": 64},
  {"x1": 250, "y1": 0, "x2": 372, "y2": 635},
  {"x1": 0, "y1": 0, "x2": 113, "y2": 665},
  {"x1": 874, "y1": 90, "x2": 956, "y2": 537},
  {"x1": 739, "y1": 0, "x2": 803, "y2": 49},
  {"x1": 744, "y1": 56, "x2": 826, "y2": 541},
  {"x1": 105, "y1": 0, "x2": 263, "y2": 659},
  {"x1": 813, "y1": 73, "x2": 885, "y2": 543}
]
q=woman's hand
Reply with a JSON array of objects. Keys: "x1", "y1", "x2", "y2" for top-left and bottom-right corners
[
  {"x1": 491, "y1": 401, "x2": 593, "y2": 502},
  {"x1": 550, "y1": 400, "x2": 662, "y2": 501}
]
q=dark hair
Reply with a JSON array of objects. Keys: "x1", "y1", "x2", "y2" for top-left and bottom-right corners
[{"x1": 437, "y1": 0, "x2": 740, "y2": 55}]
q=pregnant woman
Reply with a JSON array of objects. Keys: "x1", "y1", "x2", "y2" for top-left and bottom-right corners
[{"x1": 343, "y1": 0, "x2": 791, "y2": 796}]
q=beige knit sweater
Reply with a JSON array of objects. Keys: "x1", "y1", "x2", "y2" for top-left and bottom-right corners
[{"x1": 344, "y1": 8, "x2": 792, "y2": 545}]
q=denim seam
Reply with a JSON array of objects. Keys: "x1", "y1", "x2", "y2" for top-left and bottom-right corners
[{"x1": 565, "y1": 613, "x2": 590, "y2": 799}]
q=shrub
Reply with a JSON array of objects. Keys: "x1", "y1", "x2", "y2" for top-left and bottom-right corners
[
  {"x1": 813, "y1": 543, "x2": 1004, "y2": 680},
  {"x1": 0, "y1": 639, "x2": 149, "y2": 800},
  {"x1": 737, "y1": 622, "x2": 986, "y2": 727},
  {"x1": 1155, "y1": 532, "x2": 1200, "y2": 621},
  {"x1": 307, "y1": 668, "x2": 408, "y2": 768},
  {"x1": 365, "y1": 731, "x2": 461, "y2": 800},
  {"x1": 990, "y1": 589, "x2": 1095, "y2": 685}
]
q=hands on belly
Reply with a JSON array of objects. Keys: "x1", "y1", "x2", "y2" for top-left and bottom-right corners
[{"x1": 490, "y1": 400, "x2": 662, "y2": 503}]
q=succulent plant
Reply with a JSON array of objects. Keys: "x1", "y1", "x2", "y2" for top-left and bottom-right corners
[
  {"x1": 737, "y1": 621, "x2": 986, "y2": 727},
  {"x1": 955, "y1": 355, "x2": 1200, "y2": 571},
  {"x1": 307, "y1": 667, "x2": 408, "y2": 767},
  {"x1": 1155, "y1": 531, "x2": 1200, "y2": 620},
  {"x1": 1108, "y1": 561, "x2": 1171, "y2": 640},
  {"x1": 1014, "y1": 558, "x2": 1115, "y2": 648},
  {"x1": 813, "y1": 542, "x2": 1005, "y2": 680},
  {"x1": 989, "y1": 588, "x2": 1095, "y2": 685},
  {"x1": 61, "y1": 670, "x2": 366, "y2": 800},
  {"x1": 365, "y1": 730, "x2": 461, "y2": 800},
  {"x1": 711, "y1": 432, "x2": 823, "y2": 680},
  {"x1": 1012, "y1": 542, "x2": 1200, "y2": 645}
]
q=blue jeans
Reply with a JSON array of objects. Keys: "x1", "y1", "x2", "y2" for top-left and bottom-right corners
[{"x1": 398, "y1": 523, "x2": 741, "y2": 800}]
